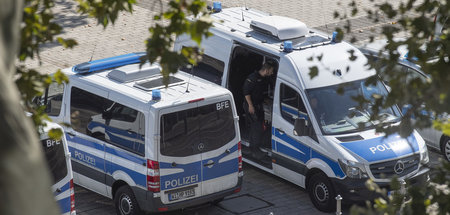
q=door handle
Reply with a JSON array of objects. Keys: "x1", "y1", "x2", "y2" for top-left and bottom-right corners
[
  {"x1": 276, "y1": 128, "x2": 285, "y2": 135},
  {"x1": 171, "y1": 162, "x2": 177, "y2": 167},
  {"x1": 204, "y1": 161, "x2": 215, "y2": 167},
  {"x1": 56, "y1": 188, "x2": 62, "y2": 193},
  {"x1": 67, "y1": 131, "x2": 75, "y2": 137}
]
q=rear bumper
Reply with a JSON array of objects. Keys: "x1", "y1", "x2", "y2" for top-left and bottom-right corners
[
  {"x1": 132, "y1": 177, "x2": 243, "y2": 212},
  {"x1": 331, "y1": 167, "x2": 430, "y2": 202}
]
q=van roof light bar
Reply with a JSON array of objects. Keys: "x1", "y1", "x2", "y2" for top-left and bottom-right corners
[{"x1": 72, "y1": 52, "x2": 146, "y2": 74}]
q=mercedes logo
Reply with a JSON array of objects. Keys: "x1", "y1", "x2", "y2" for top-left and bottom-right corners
[
  {"x1": 394, "y1": 160, "x2": 405, "y2": 174},
  {"x1": 198, "y1": 143, "x2": 205, "y2": 151}
]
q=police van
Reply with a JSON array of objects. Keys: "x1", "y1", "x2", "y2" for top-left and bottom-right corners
[
  {"x1": 42, "y1": 53, "x2": 242, "y2": 214},
  {"x1": 174, "y1": 5, "x2": 430, "y2": 212},
  {"x1": 39, "y1": 121, "x2": 76, "y2": 215}
]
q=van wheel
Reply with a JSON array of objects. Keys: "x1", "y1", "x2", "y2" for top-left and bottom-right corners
[
  {"x1": 441, "y1": 137, "x2": 450, "y2": 162},
  {"x1": 114, "y1": 186, "x2": 143, "y2": 215},
  {"x1": 308, "y1": 173, "x2": 336, "y2": 212}
]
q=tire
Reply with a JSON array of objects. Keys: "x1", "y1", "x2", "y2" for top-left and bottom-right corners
[
  {"x1": 440, "y1": 137, "x2": 450, "y2": 162},
  {"x1": 114, "y1": 186, "x2": 143, "y2": 215},
  {"x1": 308, "y1": 173, "x2": 336, "y2": 213}
]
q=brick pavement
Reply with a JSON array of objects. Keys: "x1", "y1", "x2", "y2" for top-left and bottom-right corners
[{"x1": 26, "y1": 0, "x2": 410, "y2": 73}]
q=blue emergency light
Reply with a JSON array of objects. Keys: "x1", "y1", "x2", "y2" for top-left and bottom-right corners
[
  {"x1": 283, "y1": 41, "x2": 293, "y2": 52},
  {"x1": 331, "y1": 31, "x2": 339, "y2": 43},
  {"x1": 213, "y1": 2, "x2": 222, "y2": 12},
  {"x1": 72, "y1": 52, "x2": 146, "y2": 74},
  {"x1": 152, "y1": 89, "x2": 161, "y2": 100}
]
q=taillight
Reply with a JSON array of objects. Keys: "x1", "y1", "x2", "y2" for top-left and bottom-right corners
[
  {"x1": 147, "y1": 159, "x2": 160, "y2": 192},
  {"x1": 69, "y1": 179, "x2": 76, "y2": 213},
  {"x1": 238, "y1": 141, "x2": 243, "y2": 175}
]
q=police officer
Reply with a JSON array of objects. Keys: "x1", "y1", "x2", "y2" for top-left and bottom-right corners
[{"x1": 242, "y1": 60, "x2": 275, "y2": 159}]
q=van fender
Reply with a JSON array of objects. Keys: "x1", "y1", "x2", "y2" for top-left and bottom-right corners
[
  {"x1": 112, "y1": 170, "x2": 136, "y2": 187},
  {"x1": 306, "y1": 158, "x2": 339, "y2": 179}
]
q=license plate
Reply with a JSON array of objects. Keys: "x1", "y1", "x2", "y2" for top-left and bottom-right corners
[{"x1": 168, "y1": 188, "x2": 195, "y2": 201}]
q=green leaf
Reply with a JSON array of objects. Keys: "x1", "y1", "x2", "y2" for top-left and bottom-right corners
[{"x1": 309, "y1": 66, "x2": 319, "y2": 79}]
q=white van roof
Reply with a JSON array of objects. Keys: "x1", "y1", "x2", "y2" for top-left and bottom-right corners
[{"x1": 62, "y1": 58, "x2": 231, "y2": 109}]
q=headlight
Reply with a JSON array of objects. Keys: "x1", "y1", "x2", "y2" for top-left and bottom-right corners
[
  {"x1": 420, "y1": 149, "x2": 429, "y2": 165},
  {"x1": 338, "y1": 159, "x2": 369, "y2": 179}
]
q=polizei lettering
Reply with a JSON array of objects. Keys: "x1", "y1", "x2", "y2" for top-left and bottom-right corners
[
  {"x1": 74, "y1": 150, "x2": 96, "y2": 166},
  {"x1": 369, "y1": 140, "x2": 405, "y2": 154},
  {"x1": 165, "y1": 175, "x2": 199, "y2": 189}
]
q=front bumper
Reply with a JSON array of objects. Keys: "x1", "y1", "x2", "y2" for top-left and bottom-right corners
[
  {"x1": 132, "y1": 177, "x2": 243, "y2": 213},
  {"x1": 330, "y1": 167, "x2": 430, "y2": 202}
]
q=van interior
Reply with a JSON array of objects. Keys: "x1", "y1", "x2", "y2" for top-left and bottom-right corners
[{"x1": 227, "y1": 45, "x2": 278, "y2": 167}]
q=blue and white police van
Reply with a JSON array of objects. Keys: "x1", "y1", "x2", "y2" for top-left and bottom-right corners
[
  {"x1": 174, "y1": 5, "x2": 430, "y2": 212},
  {"x1": 42, "y1": 53, "x2": 242, "y2": 214},
  {"x1": 39, "y1": 121, "x2": 76, "y2": 215}
]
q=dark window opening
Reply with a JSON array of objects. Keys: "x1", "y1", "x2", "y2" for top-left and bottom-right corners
[
  {"x1": 180, "y1": 54, "x2": 225, "y2": 85},
  {"x1": 160, "y1": 100, "x2": 236, "y2": 157},
  {"x1": 41, "y1": 138, "x2": 68, "y2": 183}
]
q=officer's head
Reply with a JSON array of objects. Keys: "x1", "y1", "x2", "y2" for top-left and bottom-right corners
[{"x1": 260, "y1": 60, "x2": 276, "y2": 77}]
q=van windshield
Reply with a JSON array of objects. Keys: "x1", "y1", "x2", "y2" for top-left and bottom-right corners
[
  {"x1": 160, "y1": 100, "x2": 236, "y2": 157},
  {"x1": 306, "y1": 78, "x2": 401, "y2": 135},
  {"x1": 41, "y1": 138, "x2": 68, "y2": 183}
]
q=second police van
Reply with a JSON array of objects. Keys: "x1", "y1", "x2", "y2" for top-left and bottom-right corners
[
  {"x1": 43, "y1": 53, "x2": 243, "y2": 214},
  {"x1": 174, "y1": 4, "x2": 430, "y2": 212},
  {"x1": 39, "y1": 121, "x2": 76, "y2": 215}
]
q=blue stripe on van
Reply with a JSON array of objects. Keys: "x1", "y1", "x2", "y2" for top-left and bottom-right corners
[
  {"x1": 273, "y1": 127, "x2": 345, "y2": 178},
  {"x1": 68, "y1": 145, "x2": 147, "y2": 187},
  {"x1": 57, "y1": 196, "x2": 71, "y2": 214},
  {"x1": 160, "y1": 161, "x2": 202, "y2": 190},
  {"x1": 67, "y1": 134, "x2": 145, "y2": 165},
  {"x1": 160, "y1": 145, "x2": 239, "y2": 190},
  {"x1": 69, "y1": 146, "x2": 105, "y2": 170},
  {"x1": 202, "y1": 144, "x2": 238, "y2": 181},
  {"x1": 53, "y1": 181, "x2": 70, "y2": 196},
  {"x1": 54, "y1": 181, "x2": 71, "y2": 214}
]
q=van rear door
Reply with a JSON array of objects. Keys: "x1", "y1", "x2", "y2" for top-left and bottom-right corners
[
  {"x1": 159, "y1": 102, "x2": 203, "y2": 204},
  {"x1": 158, "y1": 96, "x2": 239, "y2": 203},
  {"x1": 196, "y1": 96, "x2": 239, "y2": 195}
]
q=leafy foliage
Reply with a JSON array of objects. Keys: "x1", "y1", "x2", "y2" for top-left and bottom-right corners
[
  {"x1": 144, "y1": 0, "x2": 212, "y2": 85},
  {"x1": 328, "y1": 0, "x2": 450, "y2": 214}
]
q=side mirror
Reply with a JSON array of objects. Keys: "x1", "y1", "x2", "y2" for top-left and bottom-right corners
[{"x1": 294, "y1": 118, "x2": 308, "y2": 136}]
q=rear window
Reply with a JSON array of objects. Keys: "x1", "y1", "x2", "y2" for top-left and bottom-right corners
[
  {"x1": 41, "y1": 138, "x2": 68, "y2": 183},
  {"x1": 160, "y1": 100, "x2": 236, "y2": 157}
]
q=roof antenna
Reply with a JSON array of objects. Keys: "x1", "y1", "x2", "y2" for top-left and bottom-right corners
[
  {"x1": 241, "y1": 0, "x2": 246, "y2": 21},
  {"x1": 89, "y1": 42, "x2": 97, "y2": 62},
  {"x1": 185, "y1": 65, "x2": 194, "y2": 93}
]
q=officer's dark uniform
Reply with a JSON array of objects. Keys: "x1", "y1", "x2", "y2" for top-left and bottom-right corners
[{"x1": 243, "y1": 71, "x2": 268, "y2": 156}]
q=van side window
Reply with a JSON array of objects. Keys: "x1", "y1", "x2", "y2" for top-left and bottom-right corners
[
  {"x1": 70, "y1": 87, "x2": 145, "y2": 155},
  {"x1": 180, "y1": 54, "x2": 224, "y2": 85},
  {"x1": 280, "y1": 83, "x2": 307, "y2": 124},
  {"x1": 44, "y1": 82, "x2": 65, "y2": 116}
]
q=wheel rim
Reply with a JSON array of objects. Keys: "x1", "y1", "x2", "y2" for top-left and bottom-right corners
[
  {"x1": 444, "y1": 139, "x2": 450, "y2": 161},
  {"x1": 314, "y1": 182, "x2": 329, "y2": 203},
  {"x1": 119, "y1": 194, "x2": 133, "y2": 215}
]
